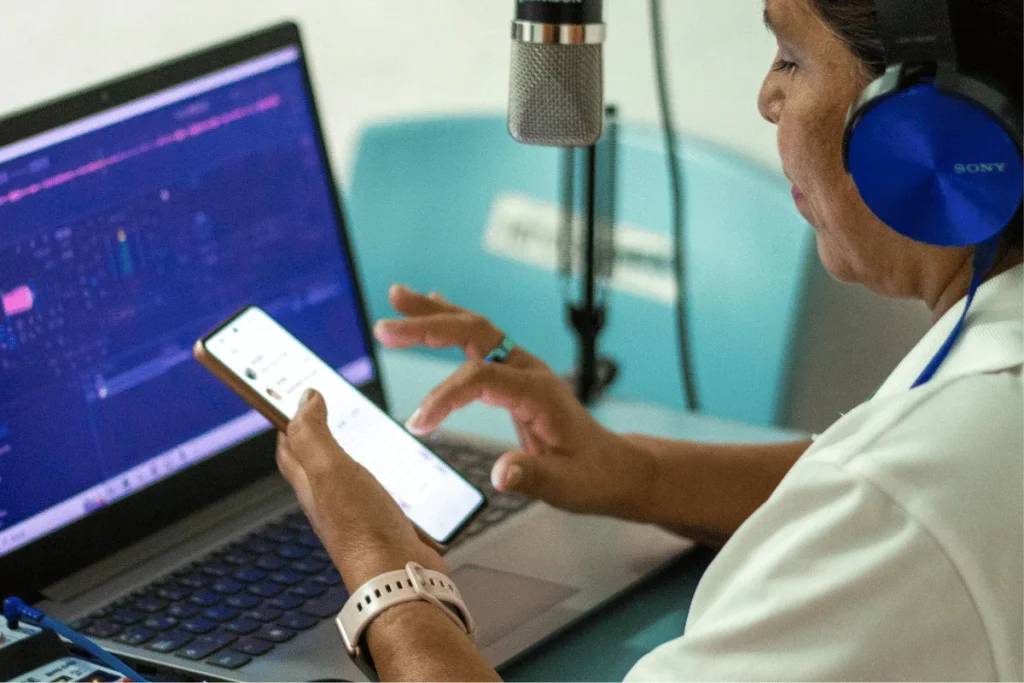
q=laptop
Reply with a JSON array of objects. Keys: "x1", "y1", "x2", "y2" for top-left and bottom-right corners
[{"x1": 0, "y1": 23, "x2": 691, "y2": 681}]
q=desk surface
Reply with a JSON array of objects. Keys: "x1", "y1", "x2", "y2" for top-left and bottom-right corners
[{"x1": 379, "y1": 351, "x2": 801, "y2": 681}]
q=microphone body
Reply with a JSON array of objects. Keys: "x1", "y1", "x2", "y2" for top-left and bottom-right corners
[{"x1": 509, "y1": 0, "x2": 605, "y2": 147}]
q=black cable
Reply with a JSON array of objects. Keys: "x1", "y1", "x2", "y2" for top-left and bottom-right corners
[{"x1": 650, "y1": 0, "x2": 699, "y2": 413}]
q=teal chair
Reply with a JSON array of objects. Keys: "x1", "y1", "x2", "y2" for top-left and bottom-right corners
[{"x1": 345, "y1": 115, "x2": 813, "y2": 426}]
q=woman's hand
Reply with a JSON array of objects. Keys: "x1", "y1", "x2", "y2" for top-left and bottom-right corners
[
  {"x1": 374, "y1": 285, "x2": 654, "y2": 518},
  {"x1": 276, "y1": 389, "x2": 448, "y2": 592},
  {"x1": 278, "y1": 390, "x2": 502, "y2": 682}
]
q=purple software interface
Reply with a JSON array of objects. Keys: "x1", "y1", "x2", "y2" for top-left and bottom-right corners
[{"x1": 0, "y1": 47, "x2": 374, "y2": 557}]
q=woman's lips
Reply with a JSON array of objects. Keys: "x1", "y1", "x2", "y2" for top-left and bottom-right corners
[{"x1": 791, "y1": 185, "x2": 804, "y2": 203}]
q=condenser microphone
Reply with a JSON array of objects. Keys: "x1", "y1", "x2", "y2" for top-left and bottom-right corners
[{"x1": 508, "y1": 0, "x2": 606, "y2": 147}]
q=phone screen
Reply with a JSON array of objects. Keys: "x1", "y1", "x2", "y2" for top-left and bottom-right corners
[{"x1": 203, "y1": 306, "x2": 485, "y2": 544}]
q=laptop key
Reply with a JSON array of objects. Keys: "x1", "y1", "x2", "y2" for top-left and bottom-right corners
[
  {"x1": 225, "y1": 593, "x2": 260, "y2": 609},
  {"x1": 181, "y1": 618, "x2": 218, "y2": 634},
  {"x1": 233, "y1": 567, "x2": 267, "y2": 583},
  {"x1": 206, "y1": 650, "x2": 252, "y2": 670},
  {"x1": 244, "y1": 538, "x2": 276, "y2": 555},
  {"x1": 146, "y1": 630, "x2": 194, "y2": 653},
  {"x1": 203, "y1": 606, "x2": 239, "y2": 622},
  {"x1": 243, "y1": 607, "x2": 283, "y2": 623},
  {"x1": 312, "y1": 567, "x2": 343, "y2": 586},
  {"x1": 462, "y1": 520, "x2": 486, "y2": 537},
  {"x1": 223, "y1": 550, "x2": 256, "y2": 566},
  {"x1": 144, "y1": 615, "x2": 178, "y2": 631},
  {"x1": 177, "y1": 574, "x2": 209, "y2": 589},
  {"x1": 201, "y1": 562, "x2": 232, "y2": 578},
  {"x1": 157, "y1": 585, "x2": 191, "y2": 601},
  {"x1": 283, "y1": 523, "x2": 311, "y2": 537},
  {"x1": 269, "y1": 570, "x2": 304, "y2": 586},
  {"x1": 300, "y1": 585, "x2": 350, "y2": 618},
  {"x1": 255, "y1": 555, "x2": 286, "y2": 571},
  {"x1": 256, "y1": 624, "x2": 295, "y2": 643},
  {"x1": 276, "y1": 544, "x2": 310, "y2": 560},
  {"x1": 84, "y1": 621, "x2": 123, "y2": 639},
  {"x1": 295, "y1": 532, "x2": 322, "y2": 549},
  {"x1": 291, "y1": 558, "x2": 327, "y2": 575},
  {"x1": 188, "y1": 590, "x2": 222, "y2": 607},
  {"x1": 232, "y1": 636, "x2": 275, "y2": 656},
  {"x1": 483, "y1": 508, "x2": 508, "y2": 524},
  {"x1": 111, "y1": 596, "x2": 133, "y2": 608},
  {"x1": 268, "y1": 594, "x2": 304, "y2": 611},
  {"x1": 493, "y1": 492, "x2": 531, "y2": 510},
  {"x1": 289, "y1": 581, "x2": 325, "y2": 599},
  {"x1": 166, "y1": 604, "x2": 199, "y2": 619},
  {"x1": 133, "y1": 597, "x2": 167, "y2": 613},
  {"x1": 116, "y1": 627, "x2": 155, "y2": 646},
  {"x1": 261, "y1": 527, "x2": 297, "y2": 544},
  {"x1": 111, "y1": 610, "x2": 145, "y2": 626},
  {"x1": 248, "y1": 581, "x2": 284, "y2": 598},
  {"x1": 224, "y1": 617, "x2": 262, "y2": 635},
  {"x1": 278, "y1": 612, "x2": 318, "y2": 631},
  {"x1": 212, "y1": 579, "x2": 244, "y2": 595},
  {"x1": 177, "y1": 631, "x2": 237, "y2": 660}
]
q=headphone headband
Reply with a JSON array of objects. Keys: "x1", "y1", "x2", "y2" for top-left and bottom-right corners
[{"x1": 876, "y1": 0, "x2": 957, "y2": 66}]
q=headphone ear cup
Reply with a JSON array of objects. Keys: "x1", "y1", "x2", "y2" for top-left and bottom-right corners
[{"x1": 844, "y1": 80, "x2": 1022, "y2": 247}]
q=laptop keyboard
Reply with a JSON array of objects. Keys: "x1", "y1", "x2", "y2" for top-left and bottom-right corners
[{"x1": 69, "y1": 439, "x2": 530, "y2": 672}]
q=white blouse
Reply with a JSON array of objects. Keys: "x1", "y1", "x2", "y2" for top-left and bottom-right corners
[{"x1": 627, "y1": 265, "x2": 1023, "y2": 681}]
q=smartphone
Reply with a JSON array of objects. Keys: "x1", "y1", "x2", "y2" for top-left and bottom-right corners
[{"x1": 193, "y1": 305, "x2": 485, "y2": 546}]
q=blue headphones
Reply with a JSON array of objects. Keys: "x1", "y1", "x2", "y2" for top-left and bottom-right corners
[
  {"x1": 843, "y1": 0, "x2": 1023, "y2": 248},
  {"x1": 841, "y1": 0, "x2": 1022, "y2": 388}
]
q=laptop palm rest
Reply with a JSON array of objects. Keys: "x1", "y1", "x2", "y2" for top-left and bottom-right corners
[{"x1": 451, "y1": 564, "x2": 577, "y2": 648}]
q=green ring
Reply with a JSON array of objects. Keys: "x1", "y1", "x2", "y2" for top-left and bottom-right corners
[{"x1": 484, "y1": 335, "x2": 516, "y2": 363}]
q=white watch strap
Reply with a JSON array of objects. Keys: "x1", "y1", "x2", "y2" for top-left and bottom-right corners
[{"x1": 335, "y1": 562, "x2": 476, "y2": 662}]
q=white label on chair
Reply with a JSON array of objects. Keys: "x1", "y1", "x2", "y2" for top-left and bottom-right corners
[{"x1": 482, "y1": 193, "x2": 676, "y2": 304}]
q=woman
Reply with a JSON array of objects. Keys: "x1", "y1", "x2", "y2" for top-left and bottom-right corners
[{"x1": 276, "y1": 0, "x2": 1023, "y2": 679}]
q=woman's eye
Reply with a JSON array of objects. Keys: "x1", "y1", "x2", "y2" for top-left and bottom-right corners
[{"x1": 772, "y1": 58, "x2": 797, "y2": 73}]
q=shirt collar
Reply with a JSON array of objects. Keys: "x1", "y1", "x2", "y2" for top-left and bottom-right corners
[{"x1": 874, "y1": 264, "x2": 1023, "y2": 399}]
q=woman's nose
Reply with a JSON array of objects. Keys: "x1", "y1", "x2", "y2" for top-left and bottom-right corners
[{"x1": 758, "y1": 74, "x2": 782, "y2": 124}]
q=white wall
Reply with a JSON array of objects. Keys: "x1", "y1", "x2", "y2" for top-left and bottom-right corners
[
  {"x1": 0, "y1": 0, "x2": 781, "y2": 175},
  {"x1": 0, "y1": 0, "x2": 931, "y2": 431}
]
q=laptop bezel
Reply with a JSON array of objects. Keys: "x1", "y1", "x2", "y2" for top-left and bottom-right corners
[{"x1": 0, "y1": 21, "x2": 387, "y2": 599}]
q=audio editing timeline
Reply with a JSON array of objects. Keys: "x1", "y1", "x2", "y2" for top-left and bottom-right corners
[
  {"x1": 0, "y1": 52, "x2": 373, "y2": 553},
  {"x1": 0, "y1": 95, "x2": 281, "y2": 209}
]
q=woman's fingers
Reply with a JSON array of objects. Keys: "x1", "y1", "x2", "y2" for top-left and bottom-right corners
[
  {"x1": 275, "y1": 432, "x2": 301, "y2": 487},
  {"x1": 388, "y1": 284, "x2": 459, "y2": 317},
  {"x1": 286, "y1": 389, "x2": 355, "y2": 478},
  {"x1": 490, "y1": 450, "x2": 569, "y2": 504},
  {"x1": 380, "y1": 285, "x2": 544, "y2": 369},
  {"x1": 407, "y1": 361, "x2": 557, "y2": 437},
  {"x1": 375, "y1": 312, "x2": 499, "y2": 358}
]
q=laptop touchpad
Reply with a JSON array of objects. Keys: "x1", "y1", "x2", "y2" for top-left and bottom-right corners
[{"x1": 451, "y1": 564, "x2": 578, "y2": 648}]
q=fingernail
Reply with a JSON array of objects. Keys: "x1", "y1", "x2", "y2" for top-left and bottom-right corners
[
  {"x1": 405, "y1": 409, "x2": 426, "y2": 434},
  {"x1": 300, "y1": 388, "x2": 317, "y2": 406},
  {"x1": 492, "y1": 461, "x2": 523, "y2": 490}
]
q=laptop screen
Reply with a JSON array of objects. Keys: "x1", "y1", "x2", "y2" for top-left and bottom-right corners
[{"x1": 0, "y1": 46, "x2": 374, "y2": 558}]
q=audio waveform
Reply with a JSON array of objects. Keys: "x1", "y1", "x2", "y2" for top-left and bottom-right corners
[{"x1": 0, "y1": 94, "x2": 282, "y2": 208}]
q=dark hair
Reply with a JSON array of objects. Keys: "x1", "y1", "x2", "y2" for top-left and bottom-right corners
[{"x1": 812, "y1": 0, "x2": 1023, "y2": 254}]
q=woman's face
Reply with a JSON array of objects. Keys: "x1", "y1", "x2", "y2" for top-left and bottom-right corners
[{"x1": 757, "y1": 0, "x2": 956, "y2": 295}]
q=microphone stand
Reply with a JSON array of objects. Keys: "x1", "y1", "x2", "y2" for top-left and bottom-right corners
[{"x1": 560, "y1": 105, "x2": 620, "y2": 406}]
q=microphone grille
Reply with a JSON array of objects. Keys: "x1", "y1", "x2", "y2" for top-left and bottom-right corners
[{"x1": 508, "y1": 41, "x2": 604, "y2": 147}]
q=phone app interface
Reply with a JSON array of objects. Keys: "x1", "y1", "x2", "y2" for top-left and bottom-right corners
[{"x1": 206, "y1": 307, "x2": 483, "y2": 541}]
